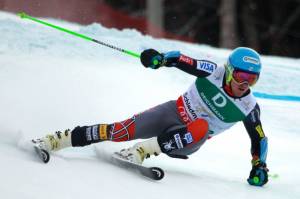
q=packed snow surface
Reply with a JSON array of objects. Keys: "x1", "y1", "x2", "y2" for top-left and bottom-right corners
[{"x1": 0, "y1": 11, "x2": 300, "y2": 199}]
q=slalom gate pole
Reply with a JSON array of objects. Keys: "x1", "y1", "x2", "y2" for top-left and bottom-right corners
[{"x1": 17, "y1": 12, "x2": 141, "y2": 59}]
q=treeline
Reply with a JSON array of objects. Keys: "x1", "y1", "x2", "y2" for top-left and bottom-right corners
[{"x1": 106, "y1": 0, "x2": 300, "y2": 58}]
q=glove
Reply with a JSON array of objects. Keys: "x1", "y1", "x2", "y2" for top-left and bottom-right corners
[
  {"x1": 247, "y1": 161, "x2": 269, "y2": 186},
  {"x1": 140, "y1": 49, "x2": 166, "y2": 69}
]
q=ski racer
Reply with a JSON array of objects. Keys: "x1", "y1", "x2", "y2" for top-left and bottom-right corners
[{"x1": 33, "y1": 47, "x2": 269, "y2": 186}]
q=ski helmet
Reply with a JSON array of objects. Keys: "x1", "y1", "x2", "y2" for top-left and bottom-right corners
[{"x1": 225, "y1": 47, "x2": 261, "y2": 86}]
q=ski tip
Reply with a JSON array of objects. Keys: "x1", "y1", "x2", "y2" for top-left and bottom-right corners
[
  {"x1": 150, "y1": 167, "x2": 164, "y2": 180},
  {"x1": 33, "y1": 145, "x2": 50, "y2": 163},
  {"x1": 41, "y1": 149, "x2": 50, "y2": 163}
]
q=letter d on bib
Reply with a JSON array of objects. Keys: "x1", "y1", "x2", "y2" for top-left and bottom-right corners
[{"x1": 212, "y1": 93, "x2": 227, "y2": 107}]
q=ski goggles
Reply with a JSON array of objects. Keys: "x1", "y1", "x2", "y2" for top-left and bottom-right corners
[
  {"x1": 232, "y1": 70, "x2": 259, "y2": 86},
  {"x1": 225, "y1": 64, "x2": 259, "y2": 86}
]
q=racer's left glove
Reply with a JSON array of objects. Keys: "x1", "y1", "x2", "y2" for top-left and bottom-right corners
[{"x1": 247, "y1": 159, "x2": 269, "y2": 187}]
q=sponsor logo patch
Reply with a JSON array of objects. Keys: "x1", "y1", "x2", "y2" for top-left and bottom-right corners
[
  {"x1": 184, "y1": 132, "x2": 193, "y2": 144},
  {"x1": 179, "y1": 55, "x2": 194, "y2": 65},
  {"x1": 255, "y1": 125, "x2": 265, "y2": 138},
  {"x1": 183, "y1": 93, "x2": 197, "y2": 120},
  {"x1": 250, "y1": 110, "x2": 257, "y2": 123},
  {"x1": 174, "y1": 133, "x2": 184, "y2": 149},
  {"x1": 92, "y1": 125, "x2": 99, "y2": 140},
  {"x1": 212, "y1": 93, "x2": 227, "y2": 108},
  {"x1": 163, "y1": 140, "x2": 175, "y2": 151},
  {"x1": 99, "y1": 124, "x2": 108, "y2": 140},
  {"x1": 86, "y1": 127, "x2": 92, "y2": 141},
  {"x1": 177, "y1": 96, "x2": 192, "y2": 124},
  {"x1": 243, "y1": 56, "x2": 260, "y2": 65},
  {"x1": 197, "y1": 60, "x2": 216, "y2": 73}
]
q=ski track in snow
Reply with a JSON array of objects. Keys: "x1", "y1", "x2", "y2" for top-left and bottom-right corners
[{"x1": 0, "y1": 11, "x2": 300, "y2": 199}]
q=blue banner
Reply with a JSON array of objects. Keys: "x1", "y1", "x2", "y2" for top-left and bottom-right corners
[{"x1": 253, "y1": 92, "x2": 300, "y2": 102}]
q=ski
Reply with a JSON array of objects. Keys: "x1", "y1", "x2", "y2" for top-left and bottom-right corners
[
  {"x1": 32, "y1": 140, "x2": 50, "y2": 163},
  {"x1": 112, "y1": 152, "x2": 164, "y2": 180}
]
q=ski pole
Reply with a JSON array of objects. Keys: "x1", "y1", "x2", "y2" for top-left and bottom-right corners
[
  {"x1": 268, "y1": 173, "x2": 279, "y2": 179},
  {"x1": 17, "y1": 12, "x2": 141, "y2": 58}
]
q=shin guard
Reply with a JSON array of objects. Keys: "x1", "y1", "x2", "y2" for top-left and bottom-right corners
[{"x1": 71, "y1": 116, "x2": 136, "y2": 147}]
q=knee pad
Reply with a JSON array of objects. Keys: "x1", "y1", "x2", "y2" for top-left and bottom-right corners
[{"x1": 157, "y1": 119, "x2": 209, "y2": 157}]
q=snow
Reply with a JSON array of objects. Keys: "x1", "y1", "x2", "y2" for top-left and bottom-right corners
[{"x1": 0, "y1": 11, "x2": 300, "y2": 199}]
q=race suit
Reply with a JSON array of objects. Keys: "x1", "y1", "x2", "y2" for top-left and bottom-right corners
[{"x1": 71, "y1": 52, "x2": 268, "y2": 164}]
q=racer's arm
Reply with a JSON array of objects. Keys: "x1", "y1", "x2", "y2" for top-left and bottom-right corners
[
  {"x1": 243, "y1": 103, "x2": 269, "y2": 186},
  {"x1": 243, "y1": 103, "x2": 268, "y2": 164},
  {"x1": 140, "y1": 49, "x2": 216, "y2": 77}
]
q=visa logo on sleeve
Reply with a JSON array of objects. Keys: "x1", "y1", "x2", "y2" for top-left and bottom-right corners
[{"x1": 197, "y1": 60, "x2": 216, "y2": 73}]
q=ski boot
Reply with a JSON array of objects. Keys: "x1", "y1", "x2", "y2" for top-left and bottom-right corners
[
  {"x1": 118, "y1": 137, "x2": 162, "y2": 164},
  {"x1": 32, "y1": 129, "x2": 72, "y2": 152}
]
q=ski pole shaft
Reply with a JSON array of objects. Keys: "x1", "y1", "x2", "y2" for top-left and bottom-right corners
[{"x1": 17, "y1": 12, "x2": 140, "y2": 58}]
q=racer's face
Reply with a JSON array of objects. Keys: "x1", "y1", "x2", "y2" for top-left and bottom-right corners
[{"x1": 230, "y1": 78, "x2": 249, "y2": 97}]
